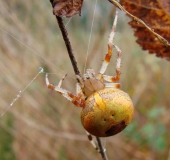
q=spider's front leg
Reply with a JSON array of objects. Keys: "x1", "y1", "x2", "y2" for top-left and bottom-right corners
[
  {"x1": 45, "y1": 74, "x2": 85, "y2": 107},
  {"x1": 97, "y1": 10, "x2": 121, "y2": 83},
  {"x1": 86, "y1": 131, "x2": 100, "y2": 152},
  {"x1": 103, "y1": 43, "x2": 122, "y2": 83},
  {"x1": 102, "y1": 43, "x2": 122, "y2": 90}
]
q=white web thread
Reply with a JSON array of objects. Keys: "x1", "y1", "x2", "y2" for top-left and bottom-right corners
[
  {"x1": 103, "y1": 137, "x2": 107, "y2": 152},
  {"x1": 0, "y1": 18, "x2": 74, "y2": 118},
  {"x1": 0, "y1": 67, "x2": 44, "y2": 118},
  {"x1": 65, "y1": 18, "x2": 72, "y2": 27},
  {"x1": 83, "y1": 0, "x2": 98, "y2": 73},
  {"x1": 0, "y1": 14, "x2": 75, "y2": 118},
  {"x1": 0, "y1": 27, "x2": 66, "y2": 75}
]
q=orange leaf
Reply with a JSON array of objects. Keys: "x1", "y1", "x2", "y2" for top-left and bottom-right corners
[{"x1": 120, "y1": 0, "x2": 170, "y2": 60}]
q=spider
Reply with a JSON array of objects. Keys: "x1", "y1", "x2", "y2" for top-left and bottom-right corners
[{"x1": 46, "y1": 11, "x2": 134, "y2": 139}]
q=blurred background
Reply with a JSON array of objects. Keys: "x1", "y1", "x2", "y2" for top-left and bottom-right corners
[{"x1": 0, "y1": 0, "x2": 170, "y2": 160}]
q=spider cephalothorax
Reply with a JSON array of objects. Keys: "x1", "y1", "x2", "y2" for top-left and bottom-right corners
[
  {"x1": 46, "y1": 11, "x2": 134, "y2": 138},
  {"x1": 81, "y1": 69, "x2": 105, "y2": 97}
]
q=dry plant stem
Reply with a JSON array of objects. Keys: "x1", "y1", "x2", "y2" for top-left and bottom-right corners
[
  {"x1": 48, "y1": 1, "x2": 108, "y2": 159},
  {"x1": 108, "y1": 0, "x2": 170, "y2": 47},
  {"x1": 56, "y1": 16, "x2": 81, "y2": 78},
  {"x1": 56, "y1": 15, "x2": 108, "y2": 160},
  {"x1": 96, "y1": 137, "x2": 108, "y2": 160}
]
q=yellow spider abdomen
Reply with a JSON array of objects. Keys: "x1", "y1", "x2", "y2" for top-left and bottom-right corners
[{"x1": 81, "y1": 88, "x2": 134, "y2": 137}]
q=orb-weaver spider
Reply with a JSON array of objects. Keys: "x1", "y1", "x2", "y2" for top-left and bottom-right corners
[{"x1": 46, "y1": 10, "x2": 134, "y2": 141}]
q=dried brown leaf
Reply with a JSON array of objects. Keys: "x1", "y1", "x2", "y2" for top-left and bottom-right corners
[
  {"x1": 120, "y1": 0, "x2": 170, "y2": 60},
  {"x1": 52, "y1": 0, "x2": 84, "y2": 18}
]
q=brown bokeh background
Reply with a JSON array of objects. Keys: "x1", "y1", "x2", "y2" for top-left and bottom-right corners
[{"x1": 0, "y1": 1, "x2": 170, "y2": 160}]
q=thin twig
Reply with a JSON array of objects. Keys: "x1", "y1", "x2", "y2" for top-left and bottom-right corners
[
  {"x1": 56, "y1": 16, "x2": 81, "y2": 78},
  {"x1": 96, "y1": 137, "x2": 108, "y2": 160},
  {"x1": 109, "y1": 0, "x2": 170, "y2": 47},
  {"x1": 56, "y1": 15, "x2": 108, "y2": 160},
  {"x1": 48, "y1": 1, "x2": 108, "y2": 160}
]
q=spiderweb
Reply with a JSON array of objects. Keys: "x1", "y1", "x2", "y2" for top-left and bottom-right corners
[{"x1": 1, "y1": 0, "x2": 170, "y2": 160}]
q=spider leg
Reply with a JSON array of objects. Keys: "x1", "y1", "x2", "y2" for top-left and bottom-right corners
[
  {"x1": 111, "y1": 43, "x2": 122, "y2": 82},
  {"x1": 97, "y1": 10, "x2": 120, "y2": 80},
  {"x1": 76, "y1": 83, "x2": 86, "y2": 99},
  {"x1": 103, "y1": 41, "x2": 122, "y2": 84},
  {"x1": 104, "y1": 82, "x2": 121, "y2": 89},
  {"x1": 58, "y1": 74, "x2": 67, "y2": 88},
  {"x1": 46, "y1": 74, "x2": 85, "y2": 107},
  {"x1": 86, "y1": 131, "x2": 100, "y2": 152}
]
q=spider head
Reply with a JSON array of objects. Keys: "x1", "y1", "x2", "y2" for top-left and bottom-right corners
[{"x1": 82, "y1": 69, "x2": 105, "y2": 97}]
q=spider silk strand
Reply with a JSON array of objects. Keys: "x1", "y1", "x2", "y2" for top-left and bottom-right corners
[
  {"x1": 0, "y1": 27, "x2": 66, "y2": 75},
  {"x1": 83, "y1": 0, "x2": 98, "y2": 73},
  {"x1": 0, "y1": 67, "x2": 44, "y2": 118}
]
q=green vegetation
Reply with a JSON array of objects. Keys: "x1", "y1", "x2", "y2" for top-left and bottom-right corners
[
  {"x1": 124, "y1": 107, "x2": 167, "y2": 151},
  {"x1": 0, "y1": 115, "x2": 15, "y2": 160}
]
